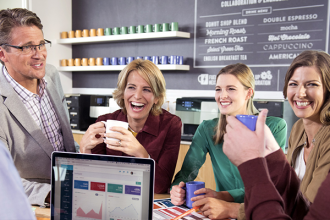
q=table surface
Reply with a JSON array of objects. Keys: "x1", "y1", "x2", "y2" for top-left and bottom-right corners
[{"x1": 34, "y1": 194, "x2": 170, "y2": 220}]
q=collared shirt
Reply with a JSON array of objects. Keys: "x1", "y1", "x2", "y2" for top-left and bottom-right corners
[
  {"x1": 2, "y1": 66, "x2": 64, "y2": 151},
  {"x1": 128, "y1": 127, "x2": 138, "y2": 137}
]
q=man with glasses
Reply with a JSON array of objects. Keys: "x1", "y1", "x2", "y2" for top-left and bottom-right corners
[{"x1": 0, "y1": 8, "x2": 76, "y2": 206}]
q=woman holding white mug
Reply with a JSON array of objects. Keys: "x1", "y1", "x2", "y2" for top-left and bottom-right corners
[{"x1": 80, "y1": 59, "x2": 182, "y2": 193}]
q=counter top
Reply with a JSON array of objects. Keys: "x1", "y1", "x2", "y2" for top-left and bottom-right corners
[
  {"x1": 72, "y1": 130, "x2": 192, "y2": 145},
  {"x1": 34, "y1": 194, "x2": 170, "y2": 220}
]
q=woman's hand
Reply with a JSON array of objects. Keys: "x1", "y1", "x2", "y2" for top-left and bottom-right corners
[
  {"x1": 190, "y1": 188, "x2": 218, "y2": 201},
  {"x1": 170, "y1": 182, "x2": 186, "y2": 206},
  {"x1": 192, "y1": 189, "x2": 234, "y2": 202},
  {"x1": 104, "y1": 126, "x2": 149, "y2": 158},
  {"x1": 80, "y1": 122, "x2": 106, "y2": 153},
  {"x1": 192, "y1": 198, "x2": 240, "y2": 219}
]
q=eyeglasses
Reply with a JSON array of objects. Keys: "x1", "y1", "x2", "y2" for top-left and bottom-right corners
[{"x1": 0, "y1": 39, "x2": 51, "y2": 54}]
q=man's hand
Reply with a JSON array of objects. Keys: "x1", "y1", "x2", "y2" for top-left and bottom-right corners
[
  {"x1": 223, "y1": 109, "x2": 268, "y2": 166},
  {"x1": 264, "y1": 124, "x2": 280, "y2": 156}
]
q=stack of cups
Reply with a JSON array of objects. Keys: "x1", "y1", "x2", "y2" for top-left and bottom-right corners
[{"x1": 145, "y1": 55, "x2": 184, "y2": 65}]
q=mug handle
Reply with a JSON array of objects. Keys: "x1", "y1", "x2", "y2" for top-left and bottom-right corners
[
  {"x1": 101, "y1": 121, "x2": 107, "y2": 140},
  {"x1": 182, "y1": 186, "x2": 187, "y2": 202}
]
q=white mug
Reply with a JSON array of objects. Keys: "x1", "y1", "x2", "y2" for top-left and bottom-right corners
[{"x1": 101, "y1": 120, "x2": 128, "y2": 141}]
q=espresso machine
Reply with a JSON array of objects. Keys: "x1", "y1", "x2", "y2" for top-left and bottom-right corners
[
  {"x1": 66, "y1": 94, "x2": 93, "y2": 131},
  {"x1": 89, "y1": 95, "x2": 112, "y2": 118},
  {"x1": 66, "y1": 94, "x2": 112, "y2": 131},
  {"x1": 176, "y1": 97, "x2": 219, "y2": 141}
]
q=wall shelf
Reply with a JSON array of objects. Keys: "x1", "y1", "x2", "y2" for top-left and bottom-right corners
[
  {"x1": 57, "y1": 31, "x2": 190, "y2": 45},
  {"x1": 58, "y1": 64, "x2": 190, "y2": 71}
]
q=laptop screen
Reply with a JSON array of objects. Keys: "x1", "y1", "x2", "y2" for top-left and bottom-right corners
[{"x1": 51, "y1": 152, "x2": 154, "y2": 220}]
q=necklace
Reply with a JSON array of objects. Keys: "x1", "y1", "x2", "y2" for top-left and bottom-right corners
[{"x1": 304, "y1": 138, "x2": 315, "y2": 149}]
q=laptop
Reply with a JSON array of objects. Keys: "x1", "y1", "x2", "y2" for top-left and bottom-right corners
[{"x1": 50, "y1": 152, "x2": 155, "y2": 220}]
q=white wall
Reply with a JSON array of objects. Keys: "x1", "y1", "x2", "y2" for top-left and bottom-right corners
[
  {"x1": 0, "y1": 0, "x2": 23, "y2": 9},
  {"x1": 28, "y1": 0, "x2": 73, "y2": 94}
]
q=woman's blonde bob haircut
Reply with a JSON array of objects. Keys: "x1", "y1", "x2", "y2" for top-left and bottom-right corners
[
  {"x1": 283, "y1": 50, "x2": 330, "y2": 125},
  {"x1": 112, "y1": 59, "x2": 166, "y2": 116},
  {"x1": 214, "y1": 63, "x2": 259, "y2": 144}
]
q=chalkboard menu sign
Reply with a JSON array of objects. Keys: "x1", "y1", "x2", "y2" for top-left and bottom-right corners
[
  {"x1": 72, "y1": 0, "x2": 330, "y2": 92},
  {"x1": 194, "y1": 0, "x2": 329, "y2": 68}
]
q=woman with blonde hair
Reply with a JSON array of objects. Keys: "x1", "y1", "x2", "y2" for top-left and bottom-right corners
[
  {"x1": 170, "y1": 63, "x2": 287, "y2": 219},
  {"x1": 80, "y1": 59, "x2": 182, "y2": 193}
]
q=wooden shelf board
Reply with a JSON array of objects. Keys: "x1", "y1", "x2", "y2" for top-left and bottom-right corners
[
  {"x1": 57, "y1": 31, "x2": 190, "y2": 44},
  {"x1": 58, "y1": 64, "x2": 190, "y2": 71}
]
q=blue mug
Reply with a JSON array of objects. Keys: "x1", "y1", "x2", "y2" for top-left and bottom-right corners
[
  {"x1": 152, "y1": 56, "x2": 159, "y2": 65},
  {"x1": 236, "y1": 115, "x2": 258, "y2": 131},
  {"x1": 160, "y1": 56, "x2": 169, "y2": 65},
  {"x1": 111, "y1": 57, "x2": 118, "y2": 65},
  {"x1": 169, "y1": 55, "x2": 178, "y2": 64},
  {"x1": 103, "y1": 57, "x2": 110, "y2": 65},
  {"x1": 183, "y1": 181, "x2": 205, "y2": 209},
  {"x1": 176, "y1": 56, "x2": 184, "y2": 65},
  {"x1": 144, "y1": 56, "x2": 152, "y2": 61},
  {"x1": 119, "y1": 57, "x2": 126, "y2": 65},
  {"x1": 126, "y1": 56, "x2": 135, "y2": 64},
  {"x1": 136, "y1": 56, "x2": 143, "y2": 60}
]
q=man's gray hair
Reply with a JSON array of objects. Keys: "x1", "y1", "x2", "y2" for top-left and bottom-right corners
[{"x1": 0, "y1": 8, "x2": 43, "y2": 65}]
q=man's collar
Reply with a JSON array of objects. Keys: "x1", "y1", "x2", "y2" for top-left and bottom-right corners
[{"x1": 3, "y1": 65, "x2": 47, "y2": 97}]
